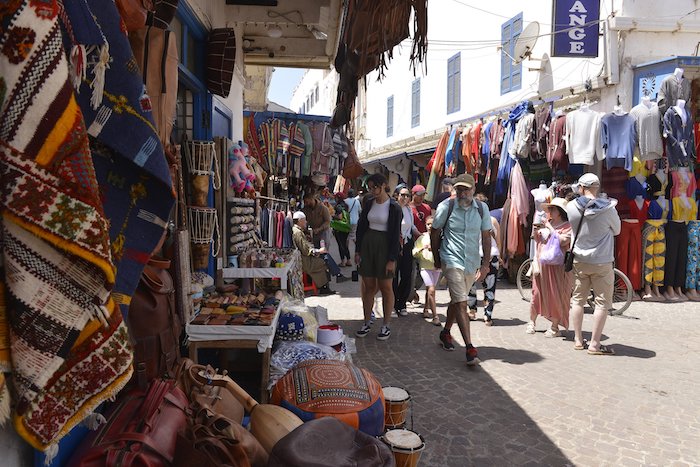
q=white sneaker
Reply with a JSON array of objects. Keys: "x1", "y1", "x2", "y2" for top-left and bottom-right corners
[
  {"x1": 544, "y1": 328, "x2": 561, "y2": 338},
  {"x1": 525, "y1": 321, "x2": 536, "y2": 334},
  {"x1": 377, "y1": 326, "x2": 391, "y2": 341},
  {"x1": 397, "y1": 308, "x2": 408, "y2": 317}
]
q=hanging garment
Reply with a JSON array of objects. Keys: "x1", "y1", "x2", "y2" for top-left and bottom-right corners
[
  {"x1": 627, "y1": 199, "x2": 650, "y2": 224},
  {"x1": 663, "y1": 106, "x2": 696, "y2": 168},
  {"x1": 601, "y1": 113, "x2": 637, "y2": 171},
  {"x1": 260, "y1": 207, "x2": 270, "y2": 243},
  {"x1": 601, "y1": 167, "x2": 630, "y2": 220},
  {"x1": 425, "y1": 129, "x2": 450, "y2": 202},
  {"x1": 296, "y1": 122, "x2": 314, "y2": 177},
  {"x1": 512, "y1": 113, "x2": 535, "y2": 159},
  {"x1": 616, "y1": 221, "x2": 643, "y2": 290},
  {"x1": 628, "y1": 156, "x2": 650, "y2": 178},
  {"x1": 283, "y1": 214, "x2": 294, "y2": 249},
  {"x1": 664, "y1": 221, "x2": 688, "y2": 288},
  {"x1": 630, "y1": 103, "x2": 664, "y2": 161},
  {"x1": 547, "y1": 114, "x2": 568, "y2": 172},
  {"x1": 648, "y1": 198, "x2": 670, "y2": 220},
  {"x1": 287, "y1": 122, "x2": 306, "y2": 178},
  {"x1": 495, "y1": 103, "x2": 532, "y2": 197},
  {"x1": 642, "y1": 220, "x2": 666, "y2": 287},
  {"x1": 670, "y1": 169, "x2": 696, "y2": 199},
  {"x1": 444, "y1": 126, "x2": 459, "y2": 176},
  {"x1": 534, "y1": 104, "x2": 551, "y2": 160},
  {"x1": 276, "y1": 211, "x2": 285, "y2": 248},
  {"x1": 686, "y1": 221, "x2": 700, "y2": 290},
  {"x1": 671, "y1": 196, "x2": 697, "y2": 222},
  {"x1": 657, "y1": 74, "x2": 691, "y2": 118},
  {"x1": 245, "y1": 114, "x2": 266, "y2": 169},
  {"x1": 469, "y1": 121, "x2": 482, "y2": 164},
  {"x1": 310, "y1": 122, "x2": 333, "y2": 175},
  {"x1": 481, "y1": 121, "x2": 494, "y2": 175},
  {"x1": 565, "y1": 108, "x2": 603, "y2": 166},
  {"x1": 490, "y1": 119, "x2": 505, "y2": 157},
  {"x1": 648, "y1": 172, "x2": 669, "y2": 199}
]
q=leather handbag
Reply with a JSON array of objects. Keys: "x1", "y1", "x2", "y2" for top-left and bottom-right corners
[
  {"x1": 128, "y1": 257, "x2": 182, "y2": 389},
  {"x1": 67, "y1": 379, "x2": 188, "y2": 467},
  {"x1": 116, "y1": 0, "x2": 154, "y2": 32}
]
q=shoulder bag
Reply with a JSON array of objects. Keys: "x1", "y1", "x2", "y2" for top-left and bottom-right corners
[{"x1": 564, "y1": 207, "x2": 587, "y2": 272}]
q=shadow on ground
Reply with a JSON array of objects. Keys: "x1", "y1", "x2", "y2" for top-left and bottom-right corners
[{"x1": 336, "y1": 316, "x2": 571, "y2": 466}]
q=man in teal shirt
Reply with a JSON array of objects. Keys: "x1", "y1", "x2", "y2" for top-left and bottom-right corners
[{"x1": 432, "y1": 173, "x2": 492, "y2": 366}]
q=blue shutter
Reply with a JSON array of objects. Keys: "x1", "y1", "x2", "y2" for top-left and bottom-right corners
[
  {"x1": 387, "y1": 95, "x2": 394, "y2": 137},
  {"x1": 447, "y1": 53, "x2": 461, "y2": 114},
  {"x1": 411, "y1": 79, "x2": 420, "y2": 127},
  {"x1": 501, "y1": 12, "x2": 523, "y2": 95}
]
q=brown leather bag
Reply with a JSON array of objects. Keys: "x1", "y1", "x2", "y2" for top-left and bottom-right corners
[
  {"x1": 67, "y1": 379, "x2": 188, "y2": 467},
  {"x1": 116, "y1": 0, "x2": 154, "y2": 32},
  {"x1": 127, "y1": 257, "x2": 182, "y2": 389},
  {"x1": 146, "y1": 0, "x2": 179, "y2": 29},
  {"x1": 129, "y1": 27, "x2": 179, "y2": 145}
]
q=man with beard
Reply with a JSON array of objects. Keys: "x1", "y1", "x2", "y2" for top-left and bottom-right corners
[{"x1": 431, "y1": 173, "x2": 491, "y2": 366}]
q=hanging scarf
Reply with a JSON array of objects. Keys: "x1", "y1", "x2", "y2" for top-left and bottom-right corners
[
  {"x1": 496, "y1": 101, "x2": 532, "y2": 196},
  {"x1": 425, "y1": 129, "x2": 450, "y2": 202},
  {"x1": 0, "y1": 0, "x2": 132, "y2": 453}
]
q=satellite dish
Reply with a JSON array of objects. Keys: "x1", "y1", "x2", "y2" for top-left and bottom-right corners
[
  {"x1": 514, "y1": 21, "x2": 540, "y2": 63},
  {"x1": 537, "y1": 54, "x2": 553, "y2": 95}
]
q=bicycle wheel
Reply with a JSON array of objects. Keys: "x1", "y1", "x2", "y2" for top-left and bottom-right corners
[
  {"x1": 586, "y1": 268, "x2": 634, "y2": 315},
  {"x1": 516, "y1": 258, "x2": 533, "y2": 302}
]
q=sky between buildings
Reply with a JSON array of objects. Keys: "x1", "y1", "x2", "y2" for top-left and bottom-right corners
[{"x1": 267, "y1": 67, "x2": 307, "y2": 108}]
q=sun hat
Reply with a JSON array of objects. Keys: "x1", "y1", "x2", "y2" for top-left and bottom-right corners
[
  {"x1": 411, "y1": 184, "x2": 426, "y2": 194},
  {"x1": 317, "y1": 324, "x2": 345, "y2": 347},
  {"x1": 453, "y1": 173, "x2": 476, "y2": 189},
  {"x1": 541, "y1": 198, "x2": 568, "y2": 211},
  {"x1": 293, "y1": 211, "x2": 306, "y2": 220}
]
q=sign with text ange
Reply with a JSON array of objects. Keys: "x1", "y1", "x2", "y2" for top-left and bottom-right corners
[{"x1": 552, "y1": 0, "x2": 600, "y2": 58}]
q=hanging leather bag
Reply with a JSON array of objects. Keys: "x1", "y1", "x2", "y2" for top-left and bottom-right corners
[
  {"x1": 67, "y1": 379, "x2": 188, "y2": 467},
  {"x1": 127, "y1": 257, "x2": 182, "y2": 389},
  {"x1": 116, "y1": 0, "x2": 154, "y2": 32}
]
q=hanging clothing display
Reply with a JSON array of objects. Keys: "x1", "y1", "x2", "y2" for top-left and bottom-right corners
[
  {"x1": 601, "y1": 112, "x2": 637, "y2": 171},
  {"x1": 643, "y1": 220, "x2": 666, "y2": 287},
  {"x1": 534, "y1": 104, "x2": 551, "y2": 160},
  {"x1": 565, "y1": 108, "x2": 603, "y2": 165},
  {"x1": 657, "y1": 74, "x2": 691, "y2": 117},
  {"x1": 616, "y1": 221, "x2": 643, "y2": 290},
  {"x1": 671, "y1": 196, "x2": 697, "y2": 221},
  {"x1": 663, "y1": 106, "x2": 695, "y2": 168},
  {"x1": 547, "y1": 114, "x2": 568, "y2": 172},
  {"x1": 664, "y1": 221, "x2": 688, "y2": 288},
  {"x1": 648, "y1": 198, "x2": 670, "y2": 220},
  {"x1": 630, "y1": 103, "x2": 664, "y2": 161},
  {"x1": 670, "y1": 169, "x2": 696, "y2": 198},
  {"x1": 686, "y1": 221, "x2": 700, "y2": 290}
]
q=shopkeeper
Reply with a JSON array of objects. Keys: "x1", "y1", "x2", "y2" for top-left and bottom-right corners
[{"x1": 292, "y1": 211, "x2": 336, "y2": 295}]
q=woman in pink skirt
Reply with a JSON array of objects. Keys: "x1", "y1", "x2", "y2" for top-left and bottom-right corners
[{"x1": 526, "y1": 198, "x2": 573, "y2": 337}]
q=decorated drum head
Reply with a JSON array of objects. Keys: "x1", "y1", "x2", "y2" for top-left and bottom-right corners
[
  {"x1": 384, "y1": 429, "x2": 425, "y2": 450},
  {"x1": 383, "y1": 386, "x2": 410, "y2": 402}
]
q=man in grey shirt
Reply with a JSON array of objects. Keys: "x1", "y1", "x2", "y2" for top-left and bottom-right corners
[{"x1": 566, "y1": 173, "x2": 621, "y2": 355}]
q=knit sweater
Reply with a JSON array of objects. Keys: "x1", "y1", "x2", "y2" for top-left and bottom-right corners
[
  {"x1": 565, "y1": 109, "x2": 603, "y2": 165},
  {"x1": 600, "y1": 113, "x2": 637, "y2": 171},
  {"x1": 630, "y1": 103, "x2": 664, "y2": 161}
]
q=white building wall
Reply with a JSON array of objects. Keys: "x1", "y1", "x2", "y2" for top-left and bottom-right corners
[
  {"x1": 290, "y1": 68, "x2": 338, "y2": 116},
  {"x1": 358, "y1": 0, "x2": 700, "y2": 160}
]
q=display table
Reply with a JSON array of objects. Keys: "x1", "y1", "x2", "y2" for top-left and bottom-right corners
[
  {"x1": 220, "y1": 251, "x2": 298, "y2": 291},
  {"x1": 187, "y1": 303, "x2": 282, "y2": 403}
]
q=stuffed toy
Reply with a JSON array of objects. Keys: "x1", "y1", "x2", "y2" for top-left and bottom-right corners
[
  {"x1": 229, "y1": 143, "x2": 256, "y2": 193},
  {"x1": 238, "y1": 141, "x2": 258, "y2": 193}
]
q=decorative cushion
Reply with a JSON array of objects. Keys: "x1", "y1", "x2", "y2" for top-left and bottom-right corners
[
  {"x1": 271, "y1": 359, "x2": 385, "y2": 436},
  {"x1": 276, "y1": 312, "x2": 305, "y2": 341}
]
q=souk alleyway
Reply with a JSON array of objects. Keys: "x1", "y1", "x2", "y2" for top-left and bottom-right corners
[{"x1": 306, "y1": 268, "x2": 700, "y2": 467}]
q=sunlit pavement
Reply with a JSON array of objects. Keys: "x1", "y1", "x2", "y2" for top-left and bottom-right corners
[{"x1": 305, "y1": 268, "x2": 700, "y2": 466}]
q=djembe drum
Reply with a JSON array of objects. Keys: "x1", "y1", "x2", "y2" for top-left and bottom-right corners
[
  {"x1": 186, "y1": 140, "x2": 220, "y2": 207},
  {"x1": 187, "y1": 206, "x2": 219, "y2": 269}
]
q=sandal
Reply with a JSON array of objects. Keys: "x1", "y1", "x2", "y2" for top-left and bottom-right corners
[
  {"x1": 422, "y1": 310, "x2": 430, "y2": 319},
  {"x1": 588, "y1": 345, "x2": 615, "y2": 355},
  {"x1": 431, "y1": 317, "x2": 441, "y2": 326},
  {"x1": 525, "y1": 322, "x2": 536, "y2": 334},
  {"x1": 573, "y1": 339, "x2": 589, "y2": 350}
]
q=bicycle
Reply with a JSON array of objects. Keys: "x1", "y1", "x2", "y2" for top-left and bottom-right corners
[{"x1": 516, "y1": 258, "x2": 633, "y2": 316}]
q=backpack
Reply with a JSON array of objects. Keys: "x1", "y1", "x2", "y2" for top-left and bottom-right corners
[
  {"x1": 429, "y1": 199, "x2": 484, "y2": 269},
  {"x1": 129, "y1": 27, "x2": 179, "y2": 145}
]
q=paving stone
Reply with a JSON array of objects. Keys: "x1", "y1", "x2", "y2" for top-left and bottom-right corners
[{"x1": 304, "y1": 279, "x2": 700, "y2": 465}]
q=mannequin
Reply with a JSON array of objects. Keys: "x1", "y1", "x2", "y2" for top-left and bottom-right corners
[
  {"x1": 613, "y1": 104, "x2": 626, "y2": 115},
  {"x1": 658, "y1": 67, "x2": 691, "y2": 117},
  {"x1": 674, "y1": 67, "x2": 684, "y2": 81},
  {"x1": 665, "y1": 186, "x2": 694, "y2": 301},
  {"x1": 675, "y1": 99, "x2": 687, "y2": 125},
  {"x1": 642, "y1": 194, "x2": 669, "y2": 301},
  {"x1": 663, "y1": 99, "x2": 695, "y2": 168},
  {"x1": 531, "y1": 183, "x2": 551, "y2": 226},
  {"x1": 642, "y1": 95, "x2": 652, "y2": 109}
]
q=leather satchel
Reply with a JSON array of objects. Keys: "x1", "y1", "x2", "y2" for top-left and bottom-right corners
[
  {"x1": 67, "y1": 379, "x2": 188, "y2": 467},
  {"x1": 116, "y1": 0, "x2": 154, "y2": 32},
  {"x1": 128, "y1": 257, "x2": 182, "y2": 389}
]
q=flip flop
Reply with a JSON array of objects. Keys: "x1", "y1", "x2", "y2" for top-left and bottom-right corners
[{"x1": 587, "y1": 345, "x2": 614, "y2": 355}]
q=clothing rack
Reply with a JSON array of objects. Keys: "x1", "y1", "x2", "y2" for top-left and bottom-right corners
[{"x1": 257, "y1": 195, "x2": 289, "y2": 205}]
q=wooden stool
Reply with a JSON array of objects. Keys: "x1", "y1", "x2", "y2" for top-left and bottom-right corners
[{"x1": 303, "y1": 272, "x2": 317, "y2": 295}]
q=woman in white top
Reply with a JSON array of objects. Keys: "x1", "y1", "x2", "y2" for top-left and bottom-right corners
[
  {"x1": 393, "y1": 186, "x2": 421, "y2": 317},
  {"x1": 355, "y1": 173, "x2": 403, "y2": 341}
]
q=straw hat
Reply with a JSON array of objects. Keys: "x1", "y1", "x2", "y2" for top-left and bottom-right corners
[{"x1": 541, "y1": 198, "x2": 568, "y2": 211}]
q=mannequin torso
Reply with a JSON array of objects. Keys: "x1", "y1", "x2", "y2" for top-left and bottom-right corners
[{"x1": 675, "y1": 99, "x2": 687, "y2": 125}]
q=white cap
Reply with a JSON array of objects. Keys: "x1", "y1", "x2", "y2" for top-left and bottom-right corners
[
  {"x1": 292, "y1": 211, "x2": 306, "y2": 220},
  {"x1": 574, "y1": 173, "x2": 600, "y2": 189}
]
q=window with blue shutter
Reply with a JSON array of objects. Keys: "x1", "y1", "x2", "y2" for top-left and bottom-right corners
[
  {"x1": 501, "y1": 12, "x2": 523, "y2": 95},
  {"x1": 411, "y1": 79, "x2": 421, "y2": 128},
  {"x1": 447, "y1": 53, "x2": 461, "y2": 114},
  {"x1": 387, "y1": 95, "x2": 394, "y2": 137}
]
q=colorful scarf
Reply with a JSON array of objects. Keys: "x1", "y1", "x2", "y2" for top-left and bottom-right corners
[
  {"x1": 0, "y1": 0, "x2": 132, "y2": 452},
  {"x1": 64, "y1": 0, "x2": 174, "y2": 314}
]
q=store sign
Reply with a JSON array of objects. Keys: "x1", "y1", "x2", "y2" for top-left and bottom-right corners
[{"x1": 552, "y1": 0, "x2": 600, "y2": 57}]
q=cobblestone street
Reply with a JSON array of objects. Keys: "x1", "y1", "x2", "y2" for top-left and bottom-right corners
[{"x1": 305, "y1": 270, "x2": 700, "y2": 466}]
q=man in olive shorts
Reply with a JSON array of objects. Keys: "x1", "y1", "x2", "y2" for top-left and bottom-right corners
[{"x1": 431, "y1": 173, "x2": 492, "y2": 366}]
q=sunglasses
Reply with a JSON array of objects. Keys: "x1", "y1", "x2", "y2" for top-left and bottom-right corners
[{"x1": 399, "y1": 193, "x2": 410, "y2": 197}]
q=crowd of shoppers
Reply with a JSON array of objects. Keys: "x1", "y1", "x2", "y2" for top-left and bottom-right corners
[{"x1": 291, "y1": 171, "x2": 619, "y2": 367}]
